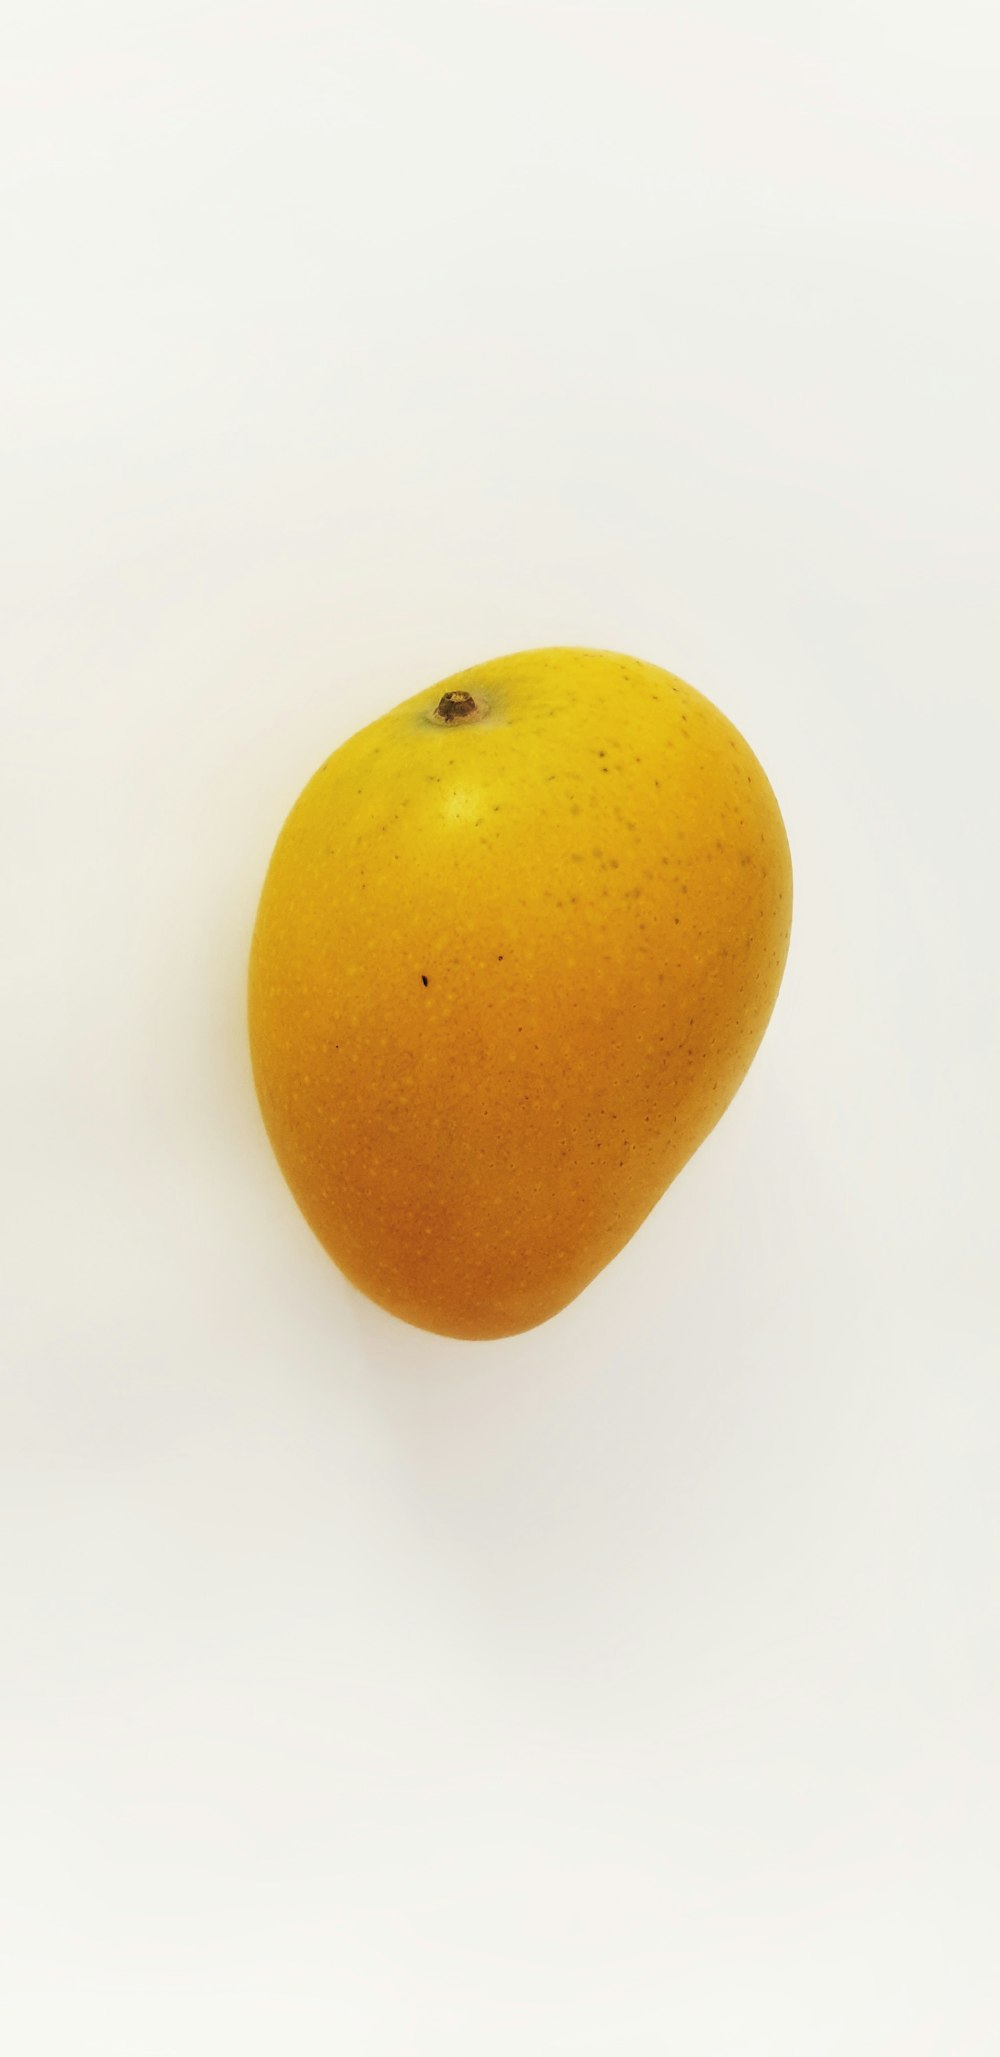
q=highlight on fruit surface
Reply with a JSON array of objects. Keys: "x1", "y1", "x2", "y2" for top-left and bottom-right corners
[{"x1": 248, "y1": 647, "x2": 792, "y2": 1339}]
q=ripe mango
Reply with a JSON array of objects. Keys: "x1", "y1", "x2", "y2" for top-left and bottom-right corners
[{"x1": 248, "y1": 648, "x2": 792, "y2": 1339}]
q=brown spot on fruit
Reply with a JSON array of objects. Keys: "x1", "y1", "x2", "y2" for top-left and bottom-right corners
[{"x1": 429, "y1": 690, "x2": 487, "y2": 725}]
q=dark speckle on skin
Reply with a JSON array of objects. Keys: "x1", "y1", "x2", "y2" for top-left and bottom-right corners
[{"x1": 421, "y1": 974, "x2": 429, "y2": 986}]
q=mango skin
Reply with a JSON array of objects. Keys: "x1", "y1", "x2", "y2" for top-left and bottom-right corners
[{"x1": 248, "y1": 648, "x2": 792, "y2": 1339}]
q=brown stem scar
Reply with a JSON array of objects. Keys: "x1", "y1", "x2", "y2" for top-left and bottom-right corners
[{"x1": 429, "y1": 690, "x2": 489, "y2": 725}]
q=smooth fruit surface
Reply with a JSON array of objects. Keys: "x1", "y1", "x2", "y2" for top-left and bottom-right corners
[{"x1": 248, "y1": 648, "x2": 792, "y2": 1339}]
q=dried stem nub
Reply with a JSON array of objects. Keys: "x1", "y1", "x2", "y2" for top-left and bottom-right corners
[{"x1": 429, "y1": 689, "x2": 488, "y2": 726}]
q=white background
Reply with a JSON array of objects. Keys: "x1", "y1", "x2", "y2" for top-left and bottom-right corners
[{"x1": 2, "y1": 3, "x2": 999, "y2": 2050}]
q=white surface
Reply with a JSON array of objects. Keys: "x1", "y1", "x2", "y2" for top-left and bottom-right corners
[{"x1": 2, "y1": 2, "x2": 999, "y2": 2050}]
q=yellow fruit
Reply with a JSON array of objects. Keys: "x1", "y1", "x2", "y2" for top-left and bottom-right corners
[{"x1": 248, "y1": 648, "x2": 792, "y2": 1339}]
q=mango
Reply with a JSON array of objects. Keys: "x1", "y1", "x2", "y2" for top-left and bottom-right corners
[{"x1": 248, "y1": 647, "x2": 792, "y2": 1339}]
